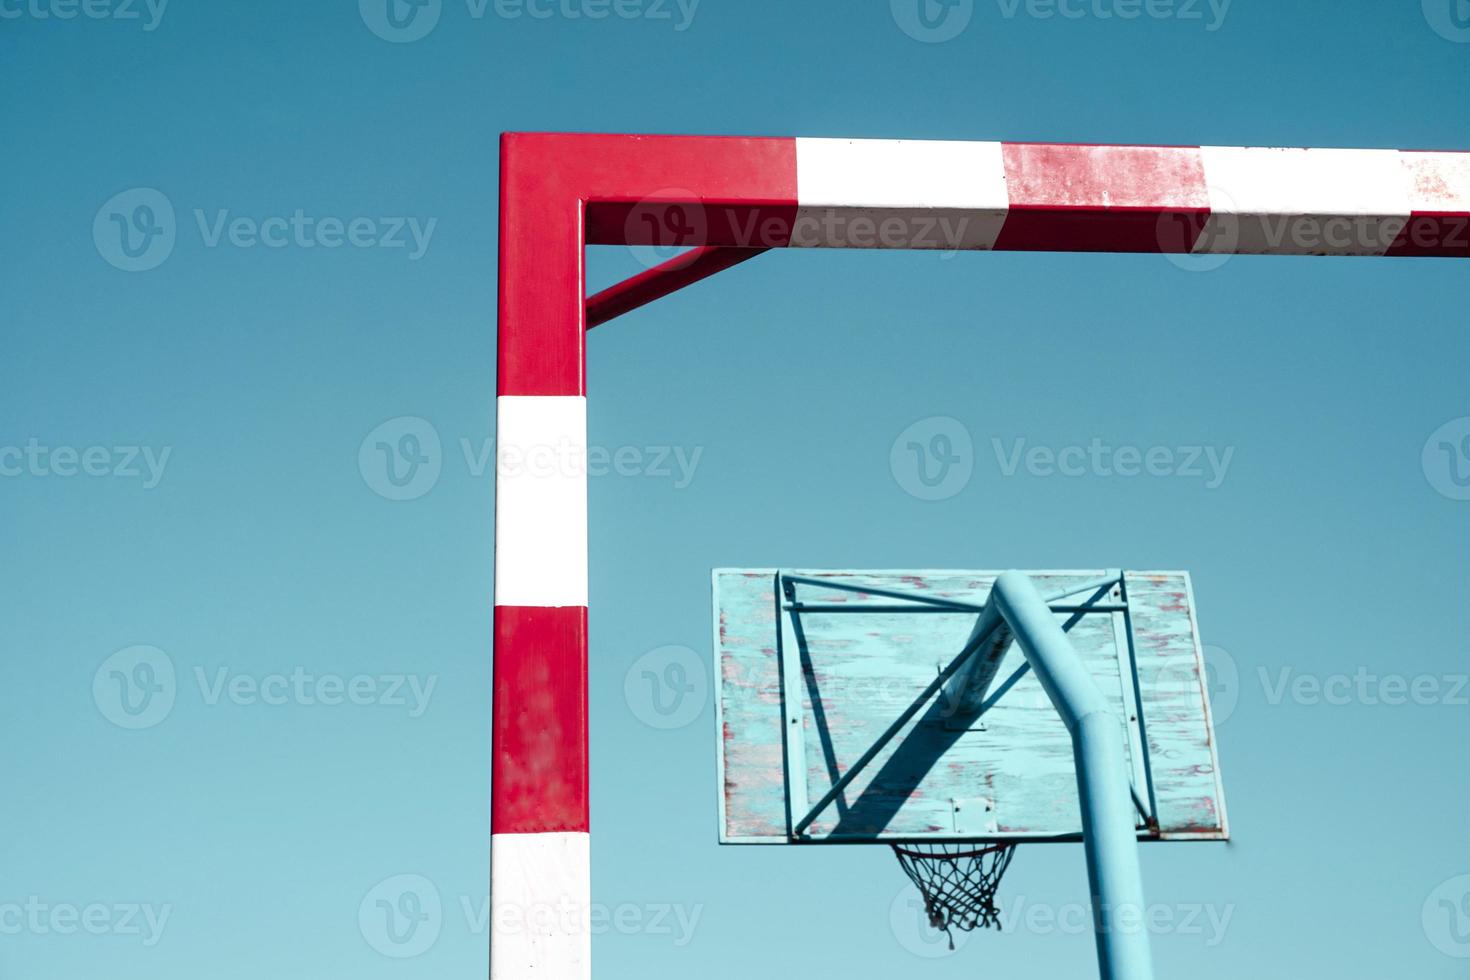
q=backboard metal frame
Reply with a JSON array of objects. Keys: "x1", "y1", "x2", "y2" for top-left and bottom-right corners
[
  {"x1": 713, "y1": 569, "x2": 1228, "y2": 846},
  {"x1": 772, "y1": 571, "x2": 1153, "y2": 843}
]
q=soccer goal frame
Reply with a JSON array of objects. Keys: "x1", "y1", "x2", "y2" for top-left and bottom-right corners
[{"x1": 490, "y1": 133, "x2": 1469, "y2": 980}]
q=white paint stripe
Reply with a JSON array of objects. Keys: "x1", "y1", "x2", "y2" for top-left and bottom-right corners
[
  {"x1": 1194, "y1": 146, "x2": 1412, "y2": 256},
  {"x1": 491, "y1": 832, "x2": 590, "y2": 980},
  {"x1": 793, "y1": 138, "x2": 1008, "y2": 249},
  {"x1": 1400, "y1": 151, "x2": 1470, "y2": 212},
  {"x1": 494, "y1": 396, "x2": 588, "y2": 607}
]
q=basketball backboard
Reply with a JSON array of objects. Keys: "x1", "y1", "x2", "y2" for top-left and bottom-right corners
[{"x1": 714, "y1": 569, "x2": 1227, "y2": 844}]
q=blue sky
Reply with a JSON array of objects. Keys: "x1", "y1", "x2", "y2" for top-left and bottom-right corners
[{"x1": 3, "y1": 1, "x2": 1469, "y2": 978}]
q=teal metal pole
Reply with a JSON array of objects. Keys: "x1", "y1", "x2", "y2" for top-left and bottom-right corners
[
  {"x1": 991, "y1": 571, "x2": 1154, "y2": 980},
  {"x1": 940, "y1": 572, "x2": 1120, "y2": 723}
]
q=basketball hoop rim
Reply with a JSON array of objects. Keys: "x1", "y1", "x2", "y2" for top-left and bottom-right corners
[{"x1": 890, "y1": 842, "x2": 1016, "y2": 861}]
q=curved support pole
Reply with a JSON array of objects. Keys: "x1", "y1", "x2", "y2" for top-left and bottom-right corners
[
  {"x1": 991, "y1": 571, "x2": 1154, "y2": 980},
  {"x1": 941, "y1": 573, "x2": 1120, "y2": 723}
]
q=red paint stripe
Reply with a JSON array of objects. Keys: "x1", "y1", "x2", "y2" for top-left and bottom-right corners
[
  {"x1": 995, "y1": 142, "x2": 1211, "y2": 253},
  {"x1": 1386, "y1": 212, "x2": 1470, "y2": 257},
  {"x1": 498, "y1": 134, "x2": 797, "y2": 396},
  {"x1": 499, "y1": 134, "x2": 585, "y2": 397},
  {"x1": 496, "y1": 136, "x2": 796, "y2": 840},
  {"x1": 492, "y1": 604, "x2": 589, "y2": 834},
  {"x1": 583, "y1": 136, "x2": 798, "y2": 248},
  {"x1": 587, "y1": 199, "x2": 798, "y2": 248}
]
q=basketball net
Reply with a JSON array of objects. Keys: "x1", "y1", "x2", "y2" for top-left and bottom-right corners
[{"x1": 892, "y1": 843, "x2": 1017, "y2": 949}]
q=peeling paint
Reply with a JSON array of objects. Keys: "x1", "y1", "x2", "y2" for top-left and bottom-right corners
[{"x1": 714, "y1": 569, "x2": 1227, "y2": 843}]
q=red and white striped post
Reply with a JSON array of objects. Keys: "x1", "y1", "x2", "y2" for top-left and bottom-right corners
[
  {"x1": 492, "y1": 133, "x2": 1469, "y2": 979},
  {"x1": 492, "y1": 135, "x2": 798, "y2": 980}
]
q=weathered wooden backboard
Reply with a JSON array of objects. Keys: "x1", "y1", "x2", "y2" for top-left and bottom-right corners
[{"x1": 714, "y1": 569, "x2": 1227, "y2": 844}]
